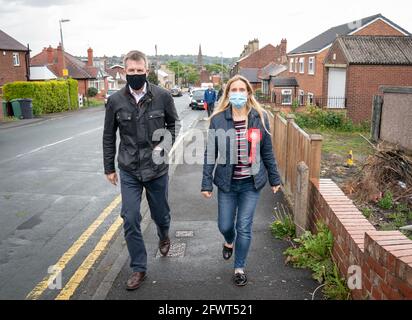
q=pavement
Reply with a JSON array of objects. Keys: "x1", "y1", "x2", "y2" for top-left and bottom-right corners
[{"x1": 74, "y1": 119, "x2": 321, "y2": 301}]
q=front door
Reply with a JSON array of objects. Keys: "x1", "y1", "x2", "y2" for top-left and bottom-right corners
[{"x1": 327, "y1": 68, "x2": 346, "y2": 109}]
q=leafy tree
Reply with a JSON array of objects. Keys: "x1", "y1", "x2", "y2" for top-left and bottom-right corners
[
  {"x1": 87, "y1": 87, "x2": 98, "y2": 97},
  {"x1": 148, "y1": 70, "x2": 159, "y2": 85}
]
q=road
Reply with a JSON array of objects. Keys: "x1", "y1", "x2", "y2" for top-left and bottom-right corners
[{"x1": 0, "y1": 94, "x2": 204, "y2": 299}]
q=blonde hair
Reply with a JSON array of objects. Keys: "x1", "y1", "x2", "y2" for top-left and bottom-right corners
[{"x1": 211, "y1": 75, "x2": 270, "y2": 133}]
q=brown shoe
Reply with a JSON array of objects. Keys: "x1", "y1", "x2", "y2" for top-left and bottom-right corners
[
  {"x1": 159, "y1": 237, "x2": 171, "y2": 256},
  {"x1": 126, "y1": 272, "x2": 146, "y2": 291}
]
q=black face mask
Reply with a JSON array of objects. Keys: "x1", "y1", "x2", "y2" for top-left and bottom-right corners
[{"x1": 127, "y1": 74, "x2": 147, "y2": 90}]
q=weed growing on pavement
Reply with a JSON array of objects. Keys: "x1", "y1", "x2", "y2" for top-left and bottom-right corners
[
  {"x1": 270, "y1": 203, "x2": 296, "y2": 240},
  {"x1": 283, "y1": 222, "x2": 351, "y2": 300}
]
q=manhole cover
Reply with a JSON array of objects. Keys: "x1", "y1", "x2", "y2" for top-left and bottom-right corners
[
  {"x1": 175, "y1": 231, "x2": 194, "y2": 238},
  {"x1": 156, "y1": 243, "x2": 186, "y2": 258}
]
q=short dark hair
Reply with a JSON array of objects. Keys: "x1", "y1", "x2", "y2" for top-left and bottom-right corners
[{"x1": 123, "y1": 50, "x2": 149, "y2": 69}]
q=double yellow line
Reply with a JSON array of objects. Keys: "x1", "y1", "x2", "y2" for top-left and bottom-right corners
[{"x1": 26, "y1": 195, "x2": 122, "y2": 300}]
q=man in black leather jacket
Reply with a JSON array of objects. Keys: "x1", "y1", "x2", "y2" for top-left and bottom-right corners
[{"x1": 103, "y1": 50, "x2": 181, "y2": 291}]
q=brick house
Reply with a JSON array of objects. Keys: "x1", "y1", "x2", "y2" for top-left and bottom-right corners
[
  {"x1": 282, "y1": 14, "x2": 410, "y2": 108},
  {"x1": 324, "y1": 36, "x2": 412, "y2": 123},
  {"x1": 231, "y1": 39, "x2": 288, "y2": 90},
  {"x1": 105, "y1": 65, "x2": 126, "y2": 90},
  {"x1": 0, "y1": 29, "x2": 30, "y2": 88},
  {"x1": 31, "y1": 46, "x2": 109, "y2": 98}
]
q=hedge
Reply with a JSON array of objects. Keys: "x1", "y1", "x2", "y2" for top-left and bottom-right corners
[{"x1": 3, "y1": 79, "x2": 79, "y2": 116}]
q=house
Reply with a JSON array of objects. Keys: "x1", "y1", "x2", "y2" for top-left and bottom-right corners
[
  {"x1": 259, "y1": 62, "x2": 288, "y2": 97},
  {"x1": 231, "y1": 38, "x2": 288, "y2": 91},
  {"x1": 0, "y1": 29, "x2": 30, "y2": 88},
  {"x1": 324, "y1": 36, "x2": 412, "y2": 123},
  {"x1": 282, "y1": 13, "x2": 410, "y2": 108},
  {"x1": 31, "y1": 46, "x2": 109, "y2": 98},
  {"x1": 105, "y1": 64, "x2": 126, "y2": 90},
  {"x1": 157, "y1": 65, "x2": 175, "y2": 89}
]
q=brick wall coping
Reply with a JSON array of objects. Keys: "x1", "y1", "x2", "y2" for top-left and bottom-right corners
[
  {"x1": 310, "y1": 178, "x2": 412, "y2": 299},
  {"x1": 380, "y1": 86, "x2": 412, "y2": 94}
]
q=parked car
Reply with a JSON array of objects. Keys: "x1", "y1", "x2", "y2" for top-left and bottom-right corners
[
  {"x1": 170, "y1": 86, "x2": 183, "y2": 97},
  {"x1": 189, "y1": 89, "x2": 207, "y2": 110},
  {"x1": 104, "y1": 89, "x2": 119, "y2": 104}
]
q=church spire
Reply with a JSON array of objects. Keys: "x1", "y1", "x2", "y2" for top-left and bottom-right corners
[{"x1": 197, "y1": 44, "x2": 203, "y2": 70}]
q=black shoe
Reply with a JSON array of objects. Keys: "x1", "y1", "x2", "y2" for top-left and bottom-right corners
[
  {"x1": 159, "y1": 237, "x2": 171, "y2": 257},
  {"x1": 233, "y1": 272, "x2": 248, "y2": 287},
  {"x1": 222, "y1": 244, "x2": 233, "y2": 260}
]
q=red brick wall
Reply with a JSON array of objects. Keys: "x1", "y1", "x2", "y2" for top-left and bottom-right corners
[
  {"x1": 346, "y1": 65, "x2": 412, "y2": 123},
  {"x1": 0, "y1": 50, "x2": 28, "y2": 87},
  {"x1": 309, "y1": 179, "x2": 412, "y2": 300},
  {"x1": 287, "y1": 50, "x2": 328, "y2": 97},
  {"x1": 239, "y1": 45, "x2": 282, "y2": 69},
  {"x1": 354, "y1": 19, "x2": 406, "y2": 36}
]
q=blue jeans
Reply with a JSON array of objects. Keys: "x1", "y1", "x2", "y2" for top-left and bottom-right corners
[
  {"x1": 119, "y1": 169, "x2": 171, "y2": 273},
  {"x1": 218, "y1": 178, "x2": 261, "y2": 269}
]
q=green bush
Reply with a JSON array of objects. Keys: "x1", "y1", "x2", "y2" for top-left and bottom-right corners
[
  {"x1": 3, "y1": 79, "x2": 79, "y2": 116},
  {"x1": 294, "y1": 106, "x2": 365, "y2": 132},
  {"x1": 87, "y1": 87, "x2": 98, "y2": 97}
]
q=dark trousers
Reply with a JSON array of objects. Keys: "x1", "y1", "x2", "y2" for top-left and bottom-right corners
[
  {"x1": 119, "y1": 169, "x2": 171, "y2": 272},
  {"x1": 207, "y1": 102, "x2": 215, "y2": 117}
]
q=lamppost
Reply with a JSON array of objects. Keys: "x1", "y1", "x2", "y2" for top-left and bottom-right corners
[
  {"x1": 59, "y1": 19, "x2": 70, "y2": 77},
  {"x1": 59, "y1": 19, "x2": 71, "y2": 109}
]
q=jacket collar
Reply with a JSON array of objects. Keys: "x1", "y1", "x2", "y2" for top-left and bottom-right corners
[{"x1": 224, "y1": 106, "x2": 259, "y2": 120}]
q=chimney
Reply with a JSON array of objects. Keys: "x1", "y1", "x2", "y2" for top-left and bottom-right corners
[
  {"x1": 87, "y1": 48, "x2": 93, "y2": 67},
  {"x1": 280, "y1": 38, "x2": 287, "y2": 64},
  {"x1": 57, "y1": 44, "x2": 64, "y2": 76},
  {"x1": 46, "y1": 46, "x2": 54, "y2": 64}
]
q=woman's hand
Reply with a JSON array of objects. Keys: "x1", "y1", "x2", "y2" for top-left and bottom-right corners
[
  {"x1": 201, "y1": 191, "x2": 213, "y2": 199},
  {"x1": 272, "y1": 185, "x2": 281, "y2": 194}
]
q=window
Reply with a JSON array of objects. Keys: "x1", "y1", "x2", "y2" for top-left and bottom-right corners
[
  {"x1": 299, "y1": 57, "x2": 305, "y2": 74},
  {"x1": 12, "y1": 52, "x2": 20, "y2": 66},
  {"x1": 289, "y1": 58, "x2": 294, "y2": 72},
  {"x1": 299, "y1": 90, "x2": 305, "y2": 106},
  {"x1": 308, "y1": 57, "x2": 315, "y2": 75},
  {"x1": 308, "y1": 93, "x2": 314, "y2": 105},
  {"x1": 281, "y1": 89, "x2": 292, "y2": 105},
  {"x1": 89, "y1": 80, "x2": 100, "y2": 91},
  {"x1": 294, "y1": 59, "x2": 298, "y2": 73}
]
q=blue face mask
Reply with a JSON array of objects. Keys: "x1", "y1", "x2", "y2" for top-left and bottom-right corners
[{"x1": 229, "y1": 93, "x2": 248, "y2": 109}]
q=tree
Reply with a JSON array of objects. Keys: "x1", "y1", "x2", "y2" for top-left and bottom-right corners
[
  {"x1": 87, "y1": 87, "x2": 98, "y2": 97},
  {"x1": 148, "y1": 70, "x2": 159, "y2": 85}
]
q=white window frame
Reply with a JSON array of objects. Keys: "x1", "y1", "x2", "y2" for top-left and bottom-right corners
[
  {"x1": 281, "y1": 89, "x2": 293, "y2": 105},
  {"x1": 307, "y1": 92, "x2": 314, "y2": 105},
  {"x1": 308, "y1": 57, "x2": 315, "y2": 75},
  {"x1": 12, "y1": 52, "x2": 20, "y2": 66},
  {"x1": 289, "y1": 58, "x2": 294, "y2": 72},
  {"x1": 294, "y1": 58, "x2": 298, "y2": 73},
  {"x1": 299, "y1": 57, "x2": 305, "y2": 74}
]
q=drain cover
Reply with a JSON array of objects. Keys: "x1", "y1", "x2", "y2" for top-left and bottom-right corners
[
  {"x1": 156, "y1": 243, "x2": 186, "y2": 258},
  {"x1": 175, "y1": 231, "x2": 194, "y2": 238}
]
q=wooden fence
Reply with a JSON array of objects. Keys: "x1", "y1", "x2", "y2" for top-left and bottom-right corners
[{"x1": 270, "y1": 110, "x2": 323, "y2": 197}]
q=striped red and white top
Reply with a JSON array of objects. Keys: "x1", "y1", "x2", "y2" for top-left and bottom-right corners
[{"x1": 233, "y1": 120, "x2": 252, "y2": 180}]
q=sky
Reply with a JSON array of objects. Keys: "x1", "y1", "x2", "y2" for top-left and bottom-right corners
[{"x1": 0, "y1": 0, "x2": 411, "y2": 59}]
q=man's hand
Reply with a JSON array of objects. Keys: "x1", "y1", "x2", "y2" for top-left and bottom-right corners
[
  {"x1": 272, "y1": 185, "x2": 281, "y2": 194},
  {"x1": 201, "y1": 191, "x2": 212, "y2": 199},
  {"x1": 106, "y1": 172, "x2": 118, "y2": 186}
]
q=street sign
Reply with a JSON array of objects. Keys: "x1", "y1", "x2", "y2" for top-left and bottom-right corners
[{"x1": 62, "y1": 69, "x2": 69, "y2": 77}]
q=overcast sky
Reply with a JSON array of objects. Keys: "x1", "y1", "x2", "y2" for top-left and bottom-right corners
[{"x1": 1, "y1": 0, "x2": 411, "y2": 59}]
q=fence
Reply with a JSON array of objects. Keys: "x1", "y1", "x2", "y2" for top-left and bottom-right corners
[
  {"x1": 270, "y1": 110, "x2": 323, "y2": 197},
  {"x1": 257, "y1": 93, "x2": 347, "y2": 109}
]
